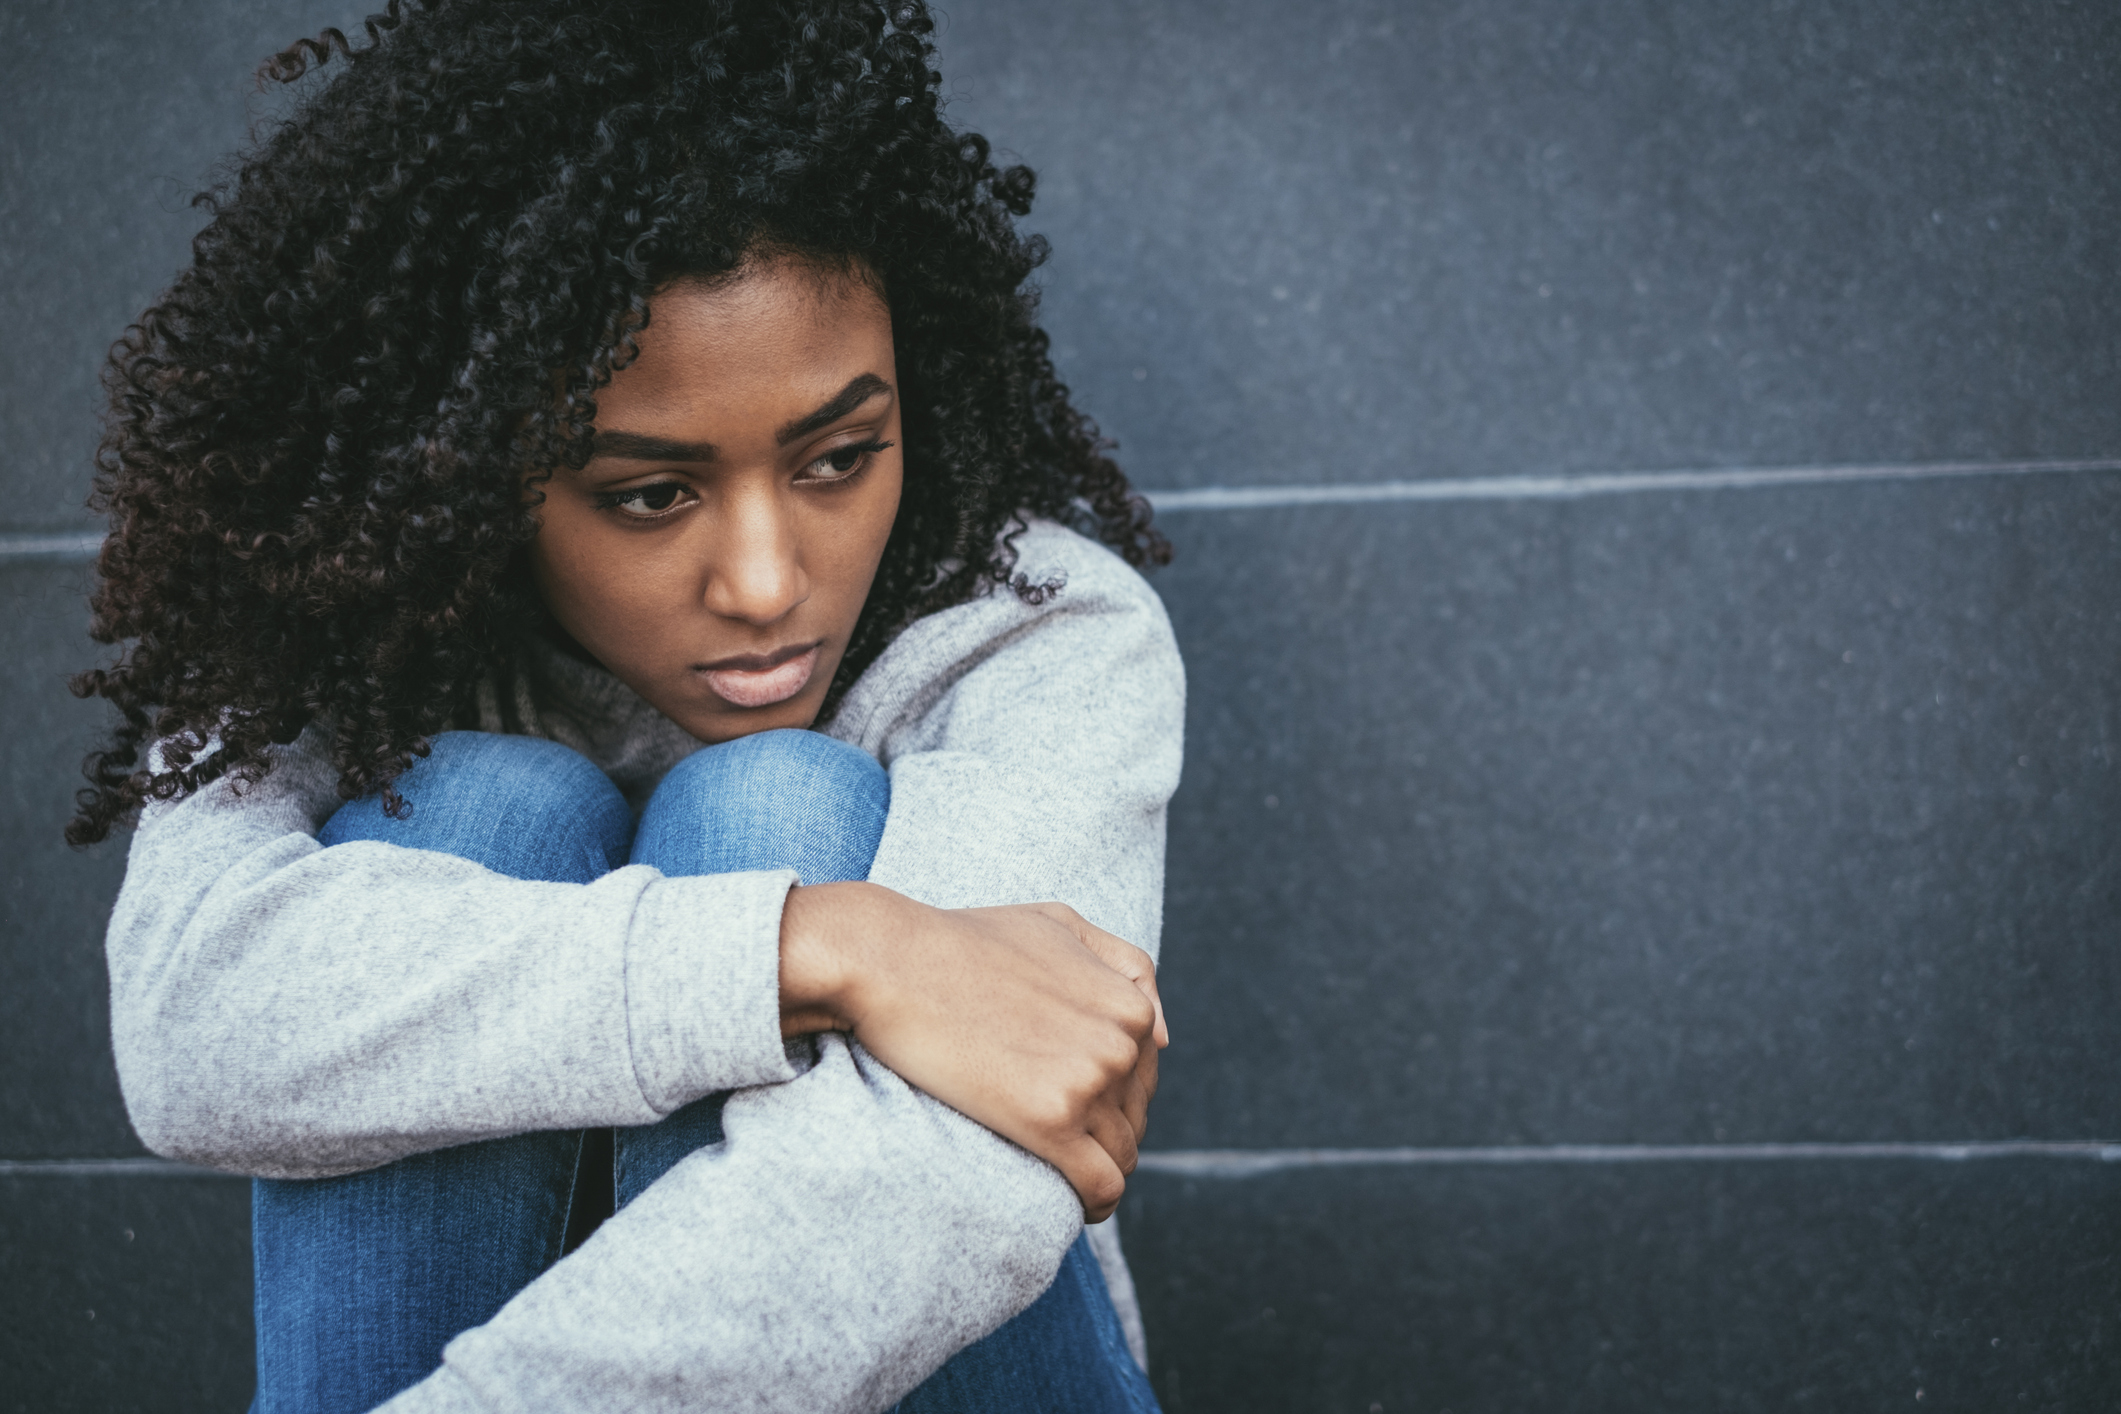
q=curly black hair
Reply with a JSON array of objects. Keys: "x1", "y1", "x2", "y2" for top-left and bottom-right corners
[{"x1": 68, "y1": 0, "x2": 1169, "y2": 846}]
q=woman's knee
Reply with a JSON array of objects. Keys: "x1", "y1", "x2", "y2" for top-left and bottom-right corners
[
  {"x1": 634, "y1": 728, "x2": 888, "y2": 884},
  {"x1": 251, "y1": 1128, "x2": 584, "y2": 1414},
  {"x1": 319, "y1": 732, "x2": 632, "y2": 884}
]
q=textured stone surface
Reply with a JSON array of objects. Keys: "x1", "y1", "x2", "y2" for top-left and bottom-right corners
[
  {"x1": 1149, "y1": 472, "x2": 2121, "y2": 1150},
  {"x1": 0, "y1": 1171, "x2": 253, "y2": 1414},
  {"x1": 1125, "y1": 1159, "x2": 2121, "y2": 1413},
  {"x1": 936, "y1": 0, "x2": 2121, "y2": 491},
  {"x1": 24, "y1": 1159, "x2": 2114, "y2": 1414},
  {"x1": 0, "y1": 0, "x2": 368, "y2": 532},
  {"x1": 16, "y1": 1, "x2": 2117, "y2": 523},
  {"x1": 0, "y1": 562, "x2": 139, "y2": 1158}
]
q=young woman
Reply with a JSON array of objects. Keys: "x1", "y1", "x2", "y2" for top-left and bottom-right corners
[{"x1": 74, "y1": 3, "x2": 1182, "y2": 1410}]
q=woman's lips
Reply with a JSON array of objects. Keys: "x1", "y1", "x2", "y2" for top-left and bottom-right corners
[{"x1": 699, "y1": 643, "x2": 821, "y2": 709}]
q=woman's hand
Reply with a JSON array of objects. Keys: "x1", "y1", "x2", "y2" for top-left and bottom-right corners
[{"x1": 778, "y1": 882, "x2": 1168, "y2": 1221}]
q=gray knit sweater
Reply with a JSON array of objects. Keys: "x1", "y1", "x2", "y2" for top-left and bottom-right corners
[{"x1": 104, "y1": 520, "x2": 1184, "y2": 1412}]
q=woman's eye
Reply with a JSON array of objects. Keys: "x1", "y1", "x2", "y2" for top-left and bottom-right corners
[
  {"x1": 593, "y1": 482, "x2": 693, "y2": 519},
  {"x1": 802, "y1": 439, "x2": 893, "y2": 482}
]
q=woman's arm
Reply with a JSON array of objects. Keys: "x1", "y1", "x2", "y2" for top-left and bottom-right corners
[
  {"x1": 108, "y1": 735, "x2": 802, "y2": 1176},
  {"x1": 111, "y1": 741, "x2": 1161, "y2": 1198}
]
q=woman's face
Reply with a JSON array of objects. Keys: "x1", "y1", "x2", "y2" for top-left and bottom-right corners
[{"x1": 528, "y1": 259, "x2": 903, "y2": 743}]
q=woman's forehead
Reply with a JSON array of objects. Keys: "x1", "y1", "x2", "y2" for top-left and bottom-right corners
[{"x1": 599, "y1": 264, "x2": 895, "y2": 438}]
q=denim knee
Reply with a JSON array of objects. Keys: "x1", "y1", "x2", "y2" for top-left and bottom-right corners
[
  {"x1": 633, "y1": 728, "x2": 888, "y2": 884},
  {"x1": 319, "y1": 731, "x2": 633, "y2": 884},
  {"x1": 250, "y1": 1127, "x2": 584, "y2": 1414}
]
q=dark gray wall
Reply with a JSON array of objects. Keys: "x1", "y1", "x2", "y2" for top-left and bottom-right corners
[{"x1": 3, "y1": 2, "x2": 2116, "y2": 1410}]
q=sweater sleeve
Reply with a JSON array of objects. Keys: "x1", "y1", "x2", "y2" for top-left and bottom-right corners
[
  {"x1": 849, "y1": 534, "x2": 1185, "y2": 958},
  {"x1": 107, "y1": 729, "x2": 799, "y2": 1179},
  {"x1": 380, "y1": 526, "x2": 1185, "y2": 1414}
]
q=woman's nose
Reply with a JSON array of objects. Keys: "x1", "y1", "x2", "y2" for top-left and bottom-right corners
[{"x1": 701, "y1": 486, "x2": 810, "y2": 625}]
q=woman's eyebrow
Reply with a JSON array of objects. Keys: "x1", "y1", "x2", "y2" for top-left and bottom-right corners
[
  {"x1": 588, "y1": 431, "x2": 718, "y2": 463},
  {"x1": 775, "y1": 373, "x2": 891, "y2": 446},
  {"x1": 586, "y1": 374, "x2": 891, "y2": 464}
]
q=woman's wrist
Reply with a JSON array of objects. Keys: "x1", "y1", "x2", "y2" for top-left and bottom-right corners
[{"x1": 778, "y1": 880, "x2": 906, "y2": 1037}]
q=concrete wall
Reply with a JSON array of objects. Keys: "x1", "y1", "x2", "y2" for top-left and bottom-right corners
[{"x1": 4, "y1": 1, "x2": 2116, "y2": 1409}]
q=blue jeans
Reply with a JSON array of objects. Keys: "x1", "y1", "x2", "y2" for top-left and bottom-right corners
[{"x1": 249, "y1": 729, "x2": 1157, "y2": 1414}]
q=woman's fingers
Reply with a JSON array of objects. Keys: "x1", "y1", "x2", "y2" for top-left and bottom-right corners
[
  {"x1": 1033, "y1": 903, "x2": 1169, "y2": 1049},
  {"x1": 1084, "y1": 1097, "x2": 1140, "y2": 1178},
  {"x1": 1056, "y1": 1132, "x2": 1129, "y2": 1223},
  {"x1": 1118, "y1": 1048, "x2": 1156, "y2": 1142}
]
